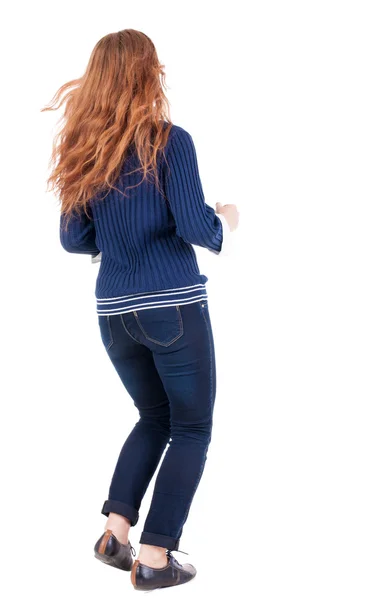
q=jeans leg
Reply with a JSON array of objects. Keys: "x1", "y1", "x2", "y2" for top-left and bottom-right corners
[
  {"x1": 139, "y1": 301, "x2": 216, "y2": 550},
  {"x1": 99, "y1": 314, "x2": 171, "y2": 527}
]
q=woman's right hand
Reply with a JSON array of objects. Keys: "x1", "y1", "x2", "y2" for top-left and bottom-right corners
[{"x1": 216, "y1": 202, "x2": 240, "y2": 232}]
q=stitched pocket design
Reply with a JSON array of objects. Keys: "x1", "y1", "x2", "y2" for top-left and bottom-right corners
[{"x1": 134, "y1": 305, "x2": 183, "y2": 347}]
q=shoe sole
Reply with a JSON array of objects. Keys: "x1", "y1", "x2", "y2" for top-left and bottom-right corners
[
  {"x1": 94, "y1": 551, "x2": 132, "y2": 571},
  {"x1": 131, "y1": 574, "x2": 197, "y2": 591},
  {"x1": 132, "y1": 580, "x2": 196, "y2": 592}
]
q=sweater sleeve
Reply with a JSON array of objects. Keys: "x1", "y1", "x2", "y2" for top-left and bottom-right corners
[
  {"x1": 163, "y1": 126, "x2": 223, "y2": 253},
  {"x1": 60, "y1": 205, "x2": 100, "y2": 257}
]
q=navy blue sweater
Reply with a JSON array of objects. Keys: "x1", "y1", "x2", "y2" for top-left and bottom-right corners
[{"x1": 60, "y1": 124, "x2": 226, "y2": 315}]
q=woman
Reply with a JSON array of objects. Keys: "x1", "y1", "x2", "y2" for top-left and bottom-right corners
[{"x1": 43, "y1": 28, "x2": 239, "y2": 591}]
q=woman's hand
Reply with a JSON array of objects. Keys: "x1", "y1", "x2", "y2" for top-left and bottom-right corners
[{"x1": 216, "y1": 202, "x2": 240, "y2": 232}]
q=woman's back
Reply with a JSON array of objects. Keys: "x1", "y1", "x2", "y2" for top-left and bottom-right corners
[
  {"x1": 61, "y1": 123, "x2": 227, "y2": 315},
  {"x1": 93, "y1": 123, "x2": 217, "y2": 296}
]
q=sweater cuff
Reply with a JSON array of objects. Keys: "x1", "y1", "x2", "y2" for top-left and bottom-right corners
[
  {"x1": 215, "y1": 213, "x2": 233, "y2": 256},
  {"x1": 91, "y1": 252, "x2": 102, "y2": 264}
]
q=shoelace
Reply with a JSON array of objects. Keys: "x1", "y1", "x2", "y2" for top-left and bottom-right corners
[{"x1": 166, "y1": 549, "x2": 189, "y2": 567}]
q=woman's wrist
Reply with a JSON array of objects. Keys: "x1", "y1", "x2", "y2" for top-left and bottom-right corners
[{"x1": 216, "y1": 212, "x2": 233, "y2": 256}]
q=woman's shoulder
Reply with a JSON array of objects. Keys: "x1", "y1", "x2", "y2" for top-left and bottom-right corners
[
  {"x1": 165, "y1": 123, "x2": 195, "y2": 152},
  {"x1": 168, "y1": 123, "x2": 189, "y2": 134}
]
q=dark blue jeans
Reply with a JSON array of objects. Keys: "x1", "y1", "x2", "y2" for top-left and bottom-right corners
[{"x1": 97, "y1": 299, "x2": 216, "y2": 551}]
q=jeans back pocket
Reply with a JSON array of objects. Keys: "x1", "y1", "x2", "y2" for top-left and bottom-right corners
[{"x1": 134, "y1": 305, "x2": 183, "y2": 347}]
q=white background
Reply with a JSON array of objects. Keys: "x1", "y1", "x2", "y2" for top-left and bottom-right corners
[{"x1": 1, "y1": 1, "x2": 391, "y2": 598}]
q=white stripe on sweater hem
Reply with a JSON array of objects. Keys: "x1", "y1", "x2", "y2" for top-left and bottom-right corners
[
  {"x1": 97, "y1": 295, "x2": 208, "y2": 316},
  {"x1": 96, "y1": 283, "x2": 206, "y2": 304}
]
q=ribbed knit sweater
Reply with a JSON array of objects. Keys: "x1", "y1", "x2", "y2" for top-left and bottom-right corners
[{"x1": 60, "y1": 124, "x2": 230, "y2": 315}]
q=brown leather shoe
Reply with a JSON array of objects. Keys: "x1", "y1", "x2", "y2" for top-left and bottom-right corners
[
  {"x1": 94, "y1": 529, "x2": 136, "y2": 571},
  {"x1": 131, "y1": 551, "x2": 197, "y2": 591}
]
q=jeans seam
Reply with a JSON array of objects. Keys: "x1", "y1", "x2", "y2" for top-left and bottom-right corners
[
  {"x1": 133, "y1": 305, "x2": 184, "y2": 347},
  {"x1": 106, "y1": 316, "x2": 114, "y2": 350},
  {"x1": 175, "y1": 305, "x2": 214, "y2": 538},
  {"x1": 120, "y1": 314, "x2": 143, "y2": 345}
]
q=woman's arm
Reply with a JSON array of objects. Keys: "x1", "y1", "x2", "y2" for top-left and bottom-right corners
[
  {"x1": 59, "y1": 205, "x2": 100, "y2": 257},
  {"x1": 163, "y1": 126, "x2": 229, "y2": 254}
]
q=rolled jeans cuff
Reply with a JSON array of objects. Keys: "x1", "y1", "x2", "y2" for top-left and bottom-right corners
[
  {"x1": 101, "y1": 499, "x2": 139, "y2": 526},
  {"x1": 139, "y1": 531, "x2": 180, "y2": 551}
]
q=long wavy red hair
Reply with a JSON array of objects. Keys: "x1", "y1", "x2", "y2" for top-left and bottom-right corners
[{"x1": 42, "y1": 29, "x2": 173, "y2": 228}]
